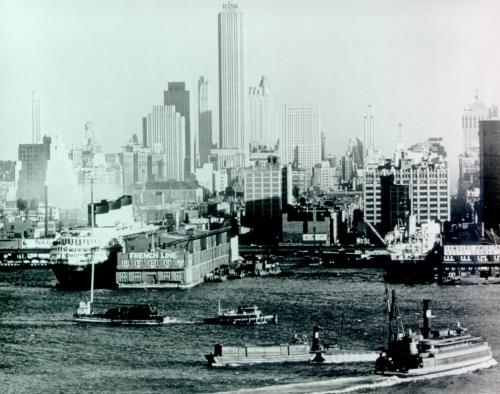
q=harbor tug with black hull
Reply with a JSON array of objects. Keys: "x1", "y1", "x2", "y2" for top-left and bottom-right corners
[
  {"x1": 203, "y1": 302, "x2": 278, "y2": 325},
  {"x1": 375, "y1": 290, "x2": 495, "y2": 376}
]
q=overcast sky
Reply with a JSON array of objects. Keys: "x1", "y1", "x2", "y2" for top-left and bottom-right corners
[{"x1": 1, "y1": 0, "x2": 499, "y2": 188}]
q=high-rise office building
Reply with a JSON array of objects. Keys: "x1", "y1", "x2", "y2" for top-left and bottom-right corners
[
  {"x1": 312, "y1": 161, "x2": 341, "y2": 192},
  {"x1": 147, "y1": 105, "x2": 185, "y2": 182},
  {"x1": 380, "y1": 174, "x2": 410, "y2": 235},
  {"x1": 479, "y1": 119, "x2": 500, "y2": 228},
  {"x1": 462, "y1": 95, "x2": 496, "y2": 154},
  {"x1": 142, "y1": 116, "x2": 148, "y2": 148},
  {"x1": 248, "y1": 76, "x2": 277, "y2": 148},
  {"x1": 164, "y1": 82, "x2": 190, "y2": 177},
  {"x1": 218, "y1": 2, "x2": 244, "y2": 150},
  {"x1": 364, "y1": 138, "x2": 450, "y2": 227},
  {"x1": 243, "y1": 158, "x2": 283, "y2": 242},
  {"x1": 280, "y1": 103, "x2": 321, "y2": 169},
  {"x1": 458, "y1": 95, "x2": 498, "y2": 219},
  {"x1": 17, "y1": 136, "x2": 51, "y2": 202},
  {"x1": 198, "y1": 76, "x2": 213, "y2": 167}
]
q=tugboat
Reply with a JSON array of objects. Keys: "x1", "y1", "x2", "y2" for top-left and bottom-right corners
[
  {"x1": 204, "y1": 268, "x2": 227, "y2": 283},
  {"x1": 74, "y1": 302, "x2": 170, "y2": 325},
  {"x1": 203, "y1": 301, "x2": 278, "y2": 325},
  {"x1": 374, "y1": 290, "x2": 496, "y2": 376}
]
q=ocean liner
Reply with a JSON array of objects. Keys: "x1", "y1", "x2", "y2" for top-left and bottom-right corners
[
  {"x1": 50, "y1": 195, "x2": 157, "y2": 289},
  {"x1": 375, "y1": 290, "x2": 495, "y2": 376},
  {"x1": 384, "y1": 221, "x2": 442, "y2": 283}
]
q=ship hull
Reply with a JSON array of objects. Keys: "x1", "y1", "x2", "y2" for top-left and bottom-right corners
[
  {"x1": 384, "y1": 260, "x2": 436, "y2": 284},
  {"x1": 203, "y1": 315, "x2": 277, "y2": 325},
  {"x1": 377, "y1": 353, "x2": 495, "y2": 377},
  {"x1": 385, "y1": 250, "x2": 440, "y2": 284},
  {"x1": 52, "y1": 256, "x2": 117, "y2": 290},
  {"x1": 312, "y1": 350, "x2": 378, "y2": 364},
  {"x1": 206, "y1": 353, "x2": 313, "y2": 367},
  {"x1": 73, "y1": 315, "x2": 168, "y2": 326}
]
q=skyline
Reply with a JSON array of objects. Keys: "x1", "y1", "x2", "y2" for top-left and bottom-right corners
[{"x1": 1, "y1": 0, "x2": 500, "y2": 187}]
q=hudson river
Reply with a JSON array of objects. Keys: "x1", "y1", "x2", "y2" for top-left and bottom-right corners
[{"x1": 1, "y1": 268, "x2": 499, "y2": 393}]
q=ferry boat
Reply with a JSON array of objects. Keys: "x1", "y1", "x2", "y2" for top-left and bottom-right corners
[
  {"x1": 374, "y1": 290, "x2": 495, "y2": 376},
  {"x1": 74, "y1": 302, "x2": 170, "y2": 326},
  {"x1": 203, "y1": 302, "x2": 278, "y2": 325}
]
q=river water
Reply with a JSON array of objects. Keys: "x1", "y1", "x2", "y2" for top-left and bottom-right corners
[{"x1": 1, "y1": 268, "x2": 499, "y2": 393}]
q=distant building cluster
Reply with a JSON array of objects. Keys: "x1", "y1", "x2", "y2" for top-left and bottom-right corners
[{"x1": 5, "y1": 1, "x2": 500, "y2": 243}]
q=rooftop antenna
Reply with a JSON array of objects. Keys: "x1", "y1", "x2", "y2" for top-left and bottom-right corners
[
  {"x1": 369, "y1": 105, "x2": 375, "y2": 151},
  {"x1": 398, "y1": 123, "x2": 403, "y2": 143},
  {"x1": 363, "y1": 113, "x2": 367, "y2": 159},
  {"x1": 32, "y1": 91, "x2": 41, "y2": 144}
]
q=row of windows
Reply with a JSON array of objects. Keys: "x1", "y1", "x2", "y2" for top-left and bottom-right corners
[{"x1": 430, "y1": 349, "x2": 491, "y2": 367}]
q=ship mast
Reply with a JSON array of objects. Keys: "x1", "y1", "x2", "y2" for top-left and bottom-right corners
[{"x1": 89, "y1": 177, "x2": 95, "y2": 311}]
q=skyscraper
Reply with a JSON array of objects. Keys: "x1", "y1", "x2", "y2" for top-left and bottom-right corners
[
  {"x1": 479, "y1": 119, "x2": 500, "y2": 228},
  {"x1": 147, "y1": 105, "x2": 185, "y2": 182},
  {"x1": 243, "y1": 158, "x2": 283, "y2": 242},
  {"x1": 462, "y1": 95, "x2": 495, "y2": 153},
  {"x1": 218, "y1": 2, "x2": 244, "y2": 151},
  {"x1": 280, "y1": 103, "x2": 321, "y2": 169},
  {"x1": 198, "y1": 76, "x2": 213, "y2": 167},
  {"x1": 17, "y1": 136, "x2": 51, "y2": 202},
  {"x1": 248, "y1": 76, "x2": 277, "y2": 148},
  {"x1": 164, "y1": 82, "x2": 190, "y2": 177},
  {"x1": 458, "y1": 95, "x2": 498, "y2": 220}
]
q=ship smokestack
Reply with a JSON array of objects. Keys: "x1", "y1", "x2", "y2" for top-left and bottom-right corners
[
  {"x1": 44, "y1": 184, "x2": 48, "y2": 237},
  {"x1": 312, "y1": 325, "x2": 321, "y2": 351},
  {"x1": 422, "y1": 299, "x2": 432, "y2": 339}
]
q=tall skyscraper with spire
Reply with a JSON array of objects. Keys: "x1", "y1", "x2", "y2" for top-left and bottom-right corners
[
  {"x1": 248, "y1": 76, "x2": 277, "y2": 148},
  {"x1": 458, "y1": 94, "x2": 498, "y2": 221},
  {"x1": 462, "y1": 94, "x2": 497, "y2": 154},
  {"x1": 198, "y1": 76, "x2": 213, "y2": 167},
  {"x1": 164, "y1": 82, "x2": 190, "y2": 178},
  {"x1": 218, "y1": 2, "x2": 244, "y2": 151}
]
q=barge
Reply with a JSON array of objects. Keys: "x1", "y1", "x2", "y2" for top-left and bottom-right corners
[{"x1": 206, "y1": 326, "x2": 378, "y2": 366}]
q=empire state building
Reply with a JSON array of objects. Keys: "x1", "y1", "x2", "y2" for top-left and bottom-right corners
[{"x1": 218, "y1": 2, "x2": 244, "y2": 151}]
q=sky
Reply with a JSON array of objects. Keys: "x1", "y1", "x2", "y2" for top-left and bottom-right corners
[{"x1": 1, "y1": 0, "x2": 499, "y2": 189}]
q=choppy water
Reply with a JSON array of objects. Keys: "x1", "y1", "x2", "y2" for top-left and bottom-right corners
[{"x1": 1, "y1": 268, "x2": 499, "y2": 393}]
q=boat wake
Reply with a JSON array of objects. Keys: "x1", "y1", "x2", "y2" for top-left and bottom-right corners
[
  {"x1": 162, "y1": 318, "x2": 198, "y2": 325},
  {"x1": 0, "y1": 317, "x2": 74, "y2": 326},
  {"x1": 220, "y1": 359, "x2": 497, "y2": 394}
]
